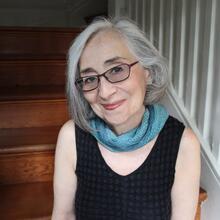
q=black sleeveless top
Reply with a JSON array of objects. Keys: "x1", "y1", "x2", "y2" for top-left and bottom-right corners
[{"x1": 75, "y1": 116, "x2": 184, "y2": 220}]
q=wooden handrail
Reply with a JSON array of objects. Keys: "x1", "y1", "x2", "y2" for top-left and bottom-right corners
[{"x1": 195, "y1": 188, "x2": 208, "y2": 220}]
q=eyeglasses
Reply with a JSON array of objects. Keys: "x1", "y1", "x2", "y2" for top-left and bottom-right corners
[{"x1": 75, "y1": 61, "x2": 139, "y2": 92}]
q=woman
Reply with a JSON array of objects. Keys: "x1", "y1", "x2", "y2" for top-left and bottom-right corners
[{"x1": 52, "y1": 17, "x2": 200, "y2": 220}]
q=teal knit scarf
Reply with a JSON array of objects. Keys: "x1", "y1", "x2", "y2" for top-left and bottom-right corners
[{"x1": 89, "y1": 104, "x2": 168, "y2": 152}]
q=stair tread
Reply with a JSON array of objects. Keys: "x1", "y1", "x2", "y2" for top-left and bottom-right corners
[
  {"x1": 0, "y1": 181, "x2": 53, "y2": 219},
  {"x1": 0, "y1": 85, "x2": 65, "y2": 101}
]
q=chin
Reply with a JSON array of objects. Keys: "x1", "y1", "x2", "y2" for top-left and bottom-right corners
[
  {"x1": 93, "y1": 105, "x2": 134, "y2": 126},
  {"x1": 103, "y1": 114, "x2": 128, "y2": 126}
]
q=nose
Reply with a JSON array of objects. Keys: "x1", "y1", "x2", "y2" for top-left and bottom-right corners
[{"x1": 98, "y1": 76, "x2": 117, "y2": 100}]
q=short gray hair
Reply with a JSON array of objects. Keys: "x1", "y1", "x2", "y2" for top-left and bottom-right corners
[{"x1": 66, "y1": 17, "x2": 169, "y2": 132}]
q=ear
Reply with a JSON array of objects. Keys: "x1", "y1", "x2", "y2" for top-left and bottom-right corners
[{"x1": 145, "y1": 69, "x2": 152, "y2": 85}]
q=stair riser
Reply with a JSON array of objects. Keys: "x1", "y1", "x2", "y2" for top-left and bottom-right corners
[
  {"x1": 0, "y1": 150, "x2": 54, "y2": 185},
  {"x1": 0, "y1": 126, "x2": 61, "y2": 147},
  {"x1": 0, "y1": 100, "x2": 69, "y2": 129},
  {"x1": 0, "y1": 28, "x2": 80, "y2": 60},
  {"x1": 0, "y1": 61, "x2": 66, "y2": 87},
  {"x1": 0, "y1": 181, "x2": 53, "y2": 219}
]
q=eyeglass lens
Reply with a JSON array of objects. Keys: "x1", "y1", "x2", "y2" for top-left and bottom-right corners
[{"x1": 77, "y1": 64, "x2": 130, "y2": 91}]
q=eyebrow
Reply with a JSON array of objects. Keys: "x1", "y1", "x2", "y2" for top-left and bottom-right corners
[
  {"x1": 79, "y1": 67, "x2": 95, "y2": 75},
  {"x1": 79, "y1": 56, "x2": 128, "y2": 75},
  {"x1": 104, "y1": 56, "x2": 128, "y2": 65}
]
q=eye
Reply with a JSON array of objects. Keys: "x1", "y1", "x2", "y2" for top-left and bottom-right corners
[
  {"x1": 110, "y1": 65, "x2": 125, "y2": 74},
  {"x1": 83, "y1": 76, "x2": 98, "y2": 84}
]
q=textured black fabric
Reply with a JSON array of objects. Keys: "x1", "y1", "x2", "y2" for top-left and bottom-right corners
[{"x1": 75, "y1": 116, "x2": 185, "y2": 220}]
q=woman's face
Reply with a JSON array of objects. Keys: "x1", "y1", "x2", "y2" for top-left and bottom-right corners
[{"x1": 79, "y1": 30, "x2": 149, "y2": 134}]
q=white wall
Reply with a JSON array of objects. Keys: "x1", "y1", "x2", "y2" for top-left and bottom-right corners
[
  {"x1": 0, "y1": 0, "x2": 107, "y2": 27},
  {"x1": 109, "y1": 0, "x2": 220, "y2": 219}
]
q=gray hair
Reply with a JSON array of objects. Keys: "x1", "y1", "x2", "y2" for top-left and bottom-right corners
[{"x1": 66, "y1": 17, "x2": 169, "y2": 132}]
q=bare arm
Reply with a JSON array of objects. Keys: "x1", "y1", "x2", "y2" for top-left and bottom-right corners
[
  {"x1": 52, "y1": 120, "x2": 77, "y2": 220},
  {"x1": 171, "y1": 128, "x2": 201, "y2": 220}
]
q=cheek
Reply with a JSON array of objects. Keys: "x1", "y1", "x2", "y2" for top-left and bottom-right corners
[
  {"x1": 83, "y1": 93, "x2": 102, "y2": 114},
  {"x1": 130, "y1": 73, "x2": 147, "y2": 96},
  {"x1": 83, "y1": 92, "x2": 96, "y2": 104}
]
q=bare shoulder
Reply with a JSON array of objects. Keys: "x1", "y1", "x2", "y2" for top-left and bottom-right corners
[
  {"x1": 178, "y1": 128, "x2": 200, "y2": 161},
  {"x1": 171, "y1": 128, "x2": 201, "y2": 220},
  {"x1": 175, "y1": 127, "x2": 201, "y2": 180},
  {"x1": 58, "y1": 120, "x2": 75, "y2": 140},
  {"x1": 57, "y1": 120, "x2": 75, "y2": 147},
  {"x1": 55, "y1": 119, "x2": 76, "y2": 168},
  {"x1": 52, "y1": 120, "x2": 77, "y2": 219}
]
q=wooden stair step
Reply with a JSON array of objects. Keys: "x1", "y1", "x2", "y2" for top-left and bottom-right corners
[
  {"x1": 0, "y1": 60, "x2": 66, "y2": 88},
  {"x1": 0, "y1": 181, "x2": 53, "y2": 220},
  {"x1": 0, "y1": 146, "x2": 54, "y2": 185},
  {"x1": 0, "y1": 126, "x2": 61, "y2": 148},
  {"x1": 0, "y1": 85, "x2": 65, "y2": 101},
  {"x1": 0, "y1": 27, "x2": 81, "y2": 60},
  {"x1": 0, "y1": 146, "x2": 54, "y2": 218},
  {"x1": 0, "y1": 99, "x2": 69, "y2": 129}
]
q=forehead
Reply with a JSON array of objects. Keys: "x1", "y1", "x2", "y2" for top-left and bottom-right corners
[{"x1": 79, "y1": 30, "x2": 135, "y2": 68}]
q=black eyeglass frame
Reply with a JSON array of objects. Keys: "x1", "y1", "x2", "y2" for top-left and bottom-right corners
[{"x1": 75, "y1": 61, "x2": 139, "y2": 92}]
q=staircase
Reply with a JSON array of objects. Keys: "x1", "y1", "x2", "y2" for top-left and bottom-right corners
[
  {"x1": 0, "y1": 27, "x2": 80, "y2": 220},
  {"x1": 0, "y1": 26, "x2": 207, "y2": 220}
]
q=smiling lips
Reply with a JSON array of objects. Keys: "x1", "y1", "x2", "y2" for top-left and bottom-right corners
[{"x1": 102, "y1": 100, "x2": 125, "y2": 110}]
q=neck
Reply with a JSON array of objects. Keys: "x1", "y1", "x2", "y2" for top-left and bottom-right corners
[
  {"x1": 89, "y1": 104, "x2": 169, "y2": 152},
  {"x1": 110, "y1": 106, "x2": 146, "y2": 135}
]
